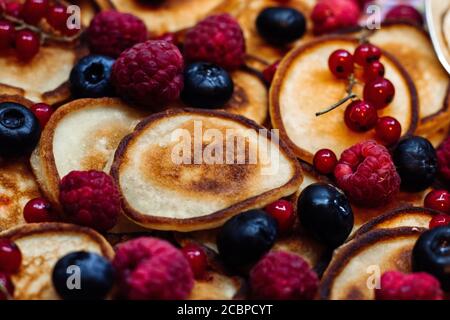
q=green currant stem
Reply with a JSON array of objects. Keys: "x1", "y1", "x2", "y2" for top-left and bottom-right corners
[{"x1": 315, "y1": 75, "x2": 358, "y2": 117}]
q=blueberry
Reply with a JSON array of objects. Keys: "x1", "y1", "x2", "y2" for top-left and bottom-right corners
[
  {"x1": 393, "y1": 136, "x2": 437, "y2": 192},
  {"x1": 0, "y1": 102, "x2": 40, "y2": 157},
  {"x1": 412, "y1": 226, "x2": 450, "y2": 290},
  {"x1": 256, "y1": 7, "x2": 307, "y2": 46},
  {"x1": 70, "y1": 55, "x2": 115, "y2": 98},
  {"x1": 297, "y1": 183, "x2": 354, "y2": 248},
  {"x1": 217, "y1": 210, "x2": 277, "y2": 272},
  {"x1": 52, "y1": 251, "x2": 114, "y2": 300},
  {"x1": 181, "y1": 62, "x2": 234, "y2": 109}
]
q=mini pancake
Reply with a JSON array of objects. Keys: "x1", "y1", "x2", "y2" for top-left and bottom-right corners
[
  {"x1": 270, "y1": 36, "x2": 418, "y2": 163},
  {"x1": 111, "y1": 108, "x2": 303, "y2": 231},
  {"x1": 0, "y1": 223, "x2": 114, "y2": 300},
  {"x1": 319, "y1": 227, "x2": 424, "y2": 300},
  {"x1": 425, "y1": 124, "x2": 449, "y2": 147},
  {"x1": 76, "y1": 0, "x2": 99, "y2": 26}
]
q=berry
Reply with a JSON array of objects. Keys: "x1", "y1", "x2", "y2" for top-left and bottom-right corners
[
  {"x1": 4, "y1": 1, "x2": 22, "y2": 18},
  {"x1": 328, "y1": 49, "x2": 354, "y2": 79},
  {"x1": 313, "y1": 149, "x2": 337, "y2": 175},
  {"x1": 184, "y1": 14, "x2": 245, "y2": 70},
  {"x1": 334, "y1": 140, "x2": 400, "y2": 207},
  {"x1": 344, "y1": 100, "x2": 378, "y2": 132},
  {"x1": 393, "y1": 137, "x2": 437, "y2": 192},
  {"x1": 23, "y1": 197, "x2": 55, "y2": 223},
  {"x1": 181, "y1": 62, "x2": 234, "y2": 109},
  {"x1": 182, "y1": 244, "x2": 208, "y2": 279},
  {"x1": 0, "y1": 20, "x2": 15, "y2": 50},
  {"x1": 262, "y1": 60, "x2": 280, "y2": 84},
  {"x1": 0, "y1": 273, "x2": 14, "y2": 300},
  {"x1": 385, "y1": 5, "x2": 423, "y2": 26},
  {"x1": 249, "y1": 251, "x2": 318, "y2": 300},
  {"x1": 113, "y1": 237, "x2": 194, "y2": 300},
  {"x1": 363, "y1": 78, "x2": 395, "y2": 109},
  {"x1": 256, "y1": 7, "x2": 307, "y2": 45},
  {"x1": 437, "y1": 137, "x2": 450, "y2": 182},
  {"x1": 264, "y1": 199, "x2": 295, "y2": 234},
  {"x1": 30, "y1": 103, "x2": 53, "y2": 128},
  {"x1": 429, "y1": 214, "x2": 450, "y2": 229},
  {"x1": 297, "y1": 183, "x2": 353, "y2": 248},
  {"x1": 217, "y1": 210, "x2": 278, "y2": 273},
  {"x1": 0, "y1": 239, "x2": 21, "y2": 274},
  {"x1": 376, "y1": 271, "x2": 443, "y2": 300},
  {"x1": 15, "y1": 30, "x2": 40, "y2": 61},
  {"x1": 412, "y1": 226, "x2": 450, "y2": 291},
  {"x1": 112, "y1": 40, "x2": 184, "y2": 109},
  {"x1": 375, "y1": 116, "x2": 401, "y2": 146},
  {"x1": 311, "y1": 0, "x2": 360, "y2": 35},
  {"x1": 424, "y1": 190, "x2": 450, "y2": 215},
  {"x1": 0, "y1": 102, "x2": 40, "y2": 157},
  {"x1": 364, "y1": 60, "x2": 385, "y2": 82},
  {"x1": 46, "y1": 4, "x2": 69, "y2": 32},
  {"x1": 87, "y1": 10, "x2": 148, "y2": 58},
  {"x1": 69, "y1": 55, "x2": 115, "y2": 98},
  {"x1": 59, "y1": 170, "x2": 121, "y2": 232},
  {"x1": 52, "y1": 251, "x2": 114, "y2": 300},
  {"x1": 354, "y1": 43, "x2": 382, "y2": 66},
  {"x1": 21, "y1": 0, "x2": 48, "y2": 25}
]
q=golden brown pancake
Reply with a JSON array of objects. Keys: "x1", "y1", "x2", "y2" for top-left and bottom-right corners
[{"x1": 425, "y1": 0, "x2": 450, "y2": 74}]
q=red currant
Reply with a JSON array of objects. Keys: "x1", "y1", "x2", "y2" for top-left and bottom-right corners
[
  {"x1": 30, "y1": 103, "x2": 53, "y2": 128},
  {"x1": 0, "y1": 20, "x2": 15, "y2": 50},
  {"x1": 0, "y1": 273, "x2": 14, "y2": 300},
  {"x1": 21, "y1": 0, "x2": 48, "y2": 25},
  {"x1": 363, "y1": 77, "x2": 395, "y2": 109},
  {"x1": 344, "y1": 100, "x2": 378, "y2": 132},
  {"x1": 262, "y1": 60, "x2": 280, "y2": 84},
  {"x1": 313, "y1": 149, "x2": 338, "y2": 175},
  {"x1": 424, "y1": 190, "x2": 450, "y2": 214},
  {"x1": 375, "y1": 116, "x2": 401, "y2": 146},
  {"x1": 328, "y1": 49, "x2": 354, "y2": 79},
  {"x1": 23, "y1": 197, "x2": 55, "y2": 223},
  {"x1": 429, "y1": 214, "x2": 450, "y2": 229},
  {"x1": 15, "y1": 30, "x2": 40, "y2": 61},
  {"x1": 46, "y1": 4, "x2": 68, "y2": 32},
  {"x1": 182, "y1": 243, "x2": 208, "y2": 279},
  {"x1": 364, "y1": 60, "x2": 385, "y2": 82},
  {"x1": 354, "y1": 43, "x2": 382, "y2": 66},
  {"x1": 264, "y1": 199, "x2": 295, "y2": 233},
  {"x1": 4, "y1": 1, "x2": 22, "y2": 18},
  {"x1": 0, "y1": 239, "x2": 21, "y2": 274}
]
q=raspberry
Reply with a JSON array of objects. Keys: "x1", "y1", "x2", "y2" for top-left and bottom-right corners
[
  {"x1": 87, "y1": 10, "x2": 148, "y2": 58},
  {"x1": 334, "y1": 140, "x2": 400, "y2": 207},
  {"x1": 111, "y1": 40, "x2": 184, "y2": 109},
  {"x1": 249, "y1": 251, "x2": 318, "y2": 300},
  {"x1": 113, "y1": 237, "x2": 194, "y2": 300},
  {"x1": 59, "y1": 170, "x2": 121, "y2": 232},
  {"x1": 311, "y1": 0, "x2": 361, "y2": 35},
  {"x1": 184, "y1": 14, "x2": 245, "y2": 70},
  {"x1": 376, "y1": 271, "x2": 443, "y2": 300},
  {"x1": 437, "y1": 137, "x2": 450, "y2": 183}
]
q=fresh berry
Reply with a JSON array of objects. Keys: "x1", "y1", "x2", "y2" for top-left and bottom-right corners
[
  {"x1": 0, "y1": 102, "x2": 40, "y2": 157},
  {"x1": 249, "y1": 251, "x2": 318, "y2": 300},
  {"x1": 182, "y1": 244, "x2": 208, "y2": 279},
  {"x1": 437, "y1": 137, "x2": 450, "y2": 182},
  {"x1": 112, "y1": 40, "x2": 184, "y2": 109},
  {"x1": 46, "y1": 4, "x2": 68, "y2": 32},
  {"x1": 385, "y1": 5, "x2": 423, "y2": 26},
  {"x1": 429, "y1": 214, "x2": 450, "y2": 229},
  {"x1": 297, "y1": 183, "x2": 353, "y2": 248},
  {"x1": 15, "y1": 30, "x2": 40, "y2": 61},
  {"x1": 217, "y1": 210, "x2": 278, "y2": 273},
  {"x1": 375, "y1": 116, "x2": 401, "y2": 146},
  {"x1": 311, "y1": 0, "x2": 360, "y2": 35},
  {"x1": 70, "y1": 55, "x2": 115, "y2": 98},
  {"x1": 424, "y1": 190, "x2": 450, "y2": 215},
  {"x1": 0, "y1": 239, "x2": 21, "y2": 274},
  {"x1": 4, "y1": 1, "x2": 22, "y2": 18},
  {"x1": 393, "y1": 137, "x2": 437, "y2": 192},
  {"x1": 21, "y1": 0, "x2": 48, "y2": 25},
  {"x1": 87, "y1": 10, "x2": 148, "y2": 58},
  {"x1": 354, "y1": 43, "x2": 382, "y2": 66},
  {"x1": 23, "y1": 197, "x2": 55, "y2": 223},
  {"x1": 328, "y1": 49, "x2": 354, "y2": 79},
  {"x1": 30, "y1": 103, "x2": 53, "y2": 128},
  {"x1": 344, "y1": 100, "x2": 378, "y2": 132},
  {"x1": 376, "y1": 271, "x2": 443, "y2": 300},
  {"x1": 184, "y1": 14, "x2": 245, "y2": 70},
  {"x1": 113, "y1": 237, "x2": 194, "y2": 300},
  {"x1": 0, "y1": 273, "x2": 14, "y2": 300},
  {"x1": 0, "y1": 20, "x2": 15, "y2": 50},
  {"x1": 52, "y1": 251, "x2": 114, "y2": 300},
  {"x1": 412, "y1": 226, "x2": 450, "y2": 291},
  {"x1": 334, "y1": 140, "x2": 400, "y2": 207},
  {"x1": 181, "y1": 62, "x2": 234, "y2": 108},
  {"x1": 264, "y1": 199, "x2": 295, "y2": 234},
  {"x1": 363, "y1": 78, "x2": 395, "y2": 109},
  {"x1": 59, "y1": 170, "x2": 121, "y2": 232},
  {"x1": 313, "y1": 149, "x2": 337, "y2": 175},
  {"x1": 262, "y1": 60, "x2": 280, "y2": 84},
  {"x1": 364, "y1": 60, "x2": 385, "y2": 82},
  {"x1": 256, "y1": 7, "x2": 307, "y2": 45}
]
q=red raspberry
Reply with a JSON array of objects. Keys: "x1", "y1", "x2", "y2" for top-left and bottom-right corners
[
  {"x1": 111, "y1": 40, "x2": 184, "y2": 109},
  {"x1": 437, "y1": 137, "x2": 450, "y2": 182},
  {"x1": 376, "y1": 271, "x2": 443, "y2": 300},
  {"x1": 59, "y1": 170, "x2": 121, "y2": 232},
  {"x1": 113, "y1": 237, "x2": 194, "y2": 300},
  {"x1": 311, "y1": 0, "x2": 361, "y2": 35},
  {"x1": 334, "y1": 140, "x2": 400, "y2": 207},
  {"x1": 249, "y1": 251, "x2": 318, "y2": 300},
  {"x1": 87, "y1": 10, "x2": 148, "y2": 58},
  {"x1": 184, "y1": 14, "x2": 245, "y2": 70}
]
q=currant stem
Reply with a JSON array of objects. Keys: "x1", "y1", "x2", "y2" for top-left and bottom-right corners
[{"x1": 315, "y1": 93, "x2": 357, "y2": 116}]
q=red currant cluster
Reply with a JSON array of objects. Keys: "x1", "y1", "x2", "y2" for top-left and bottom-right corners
[
  {"x1": 425, "y1": 190, "x2": 450, "y2": 229},
  {"x1": 0, "y1": 0, "x2": 80, "y2": 61},
  {"x1": 0, "y1": 239, "x2": 22, "y2": 300}
]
